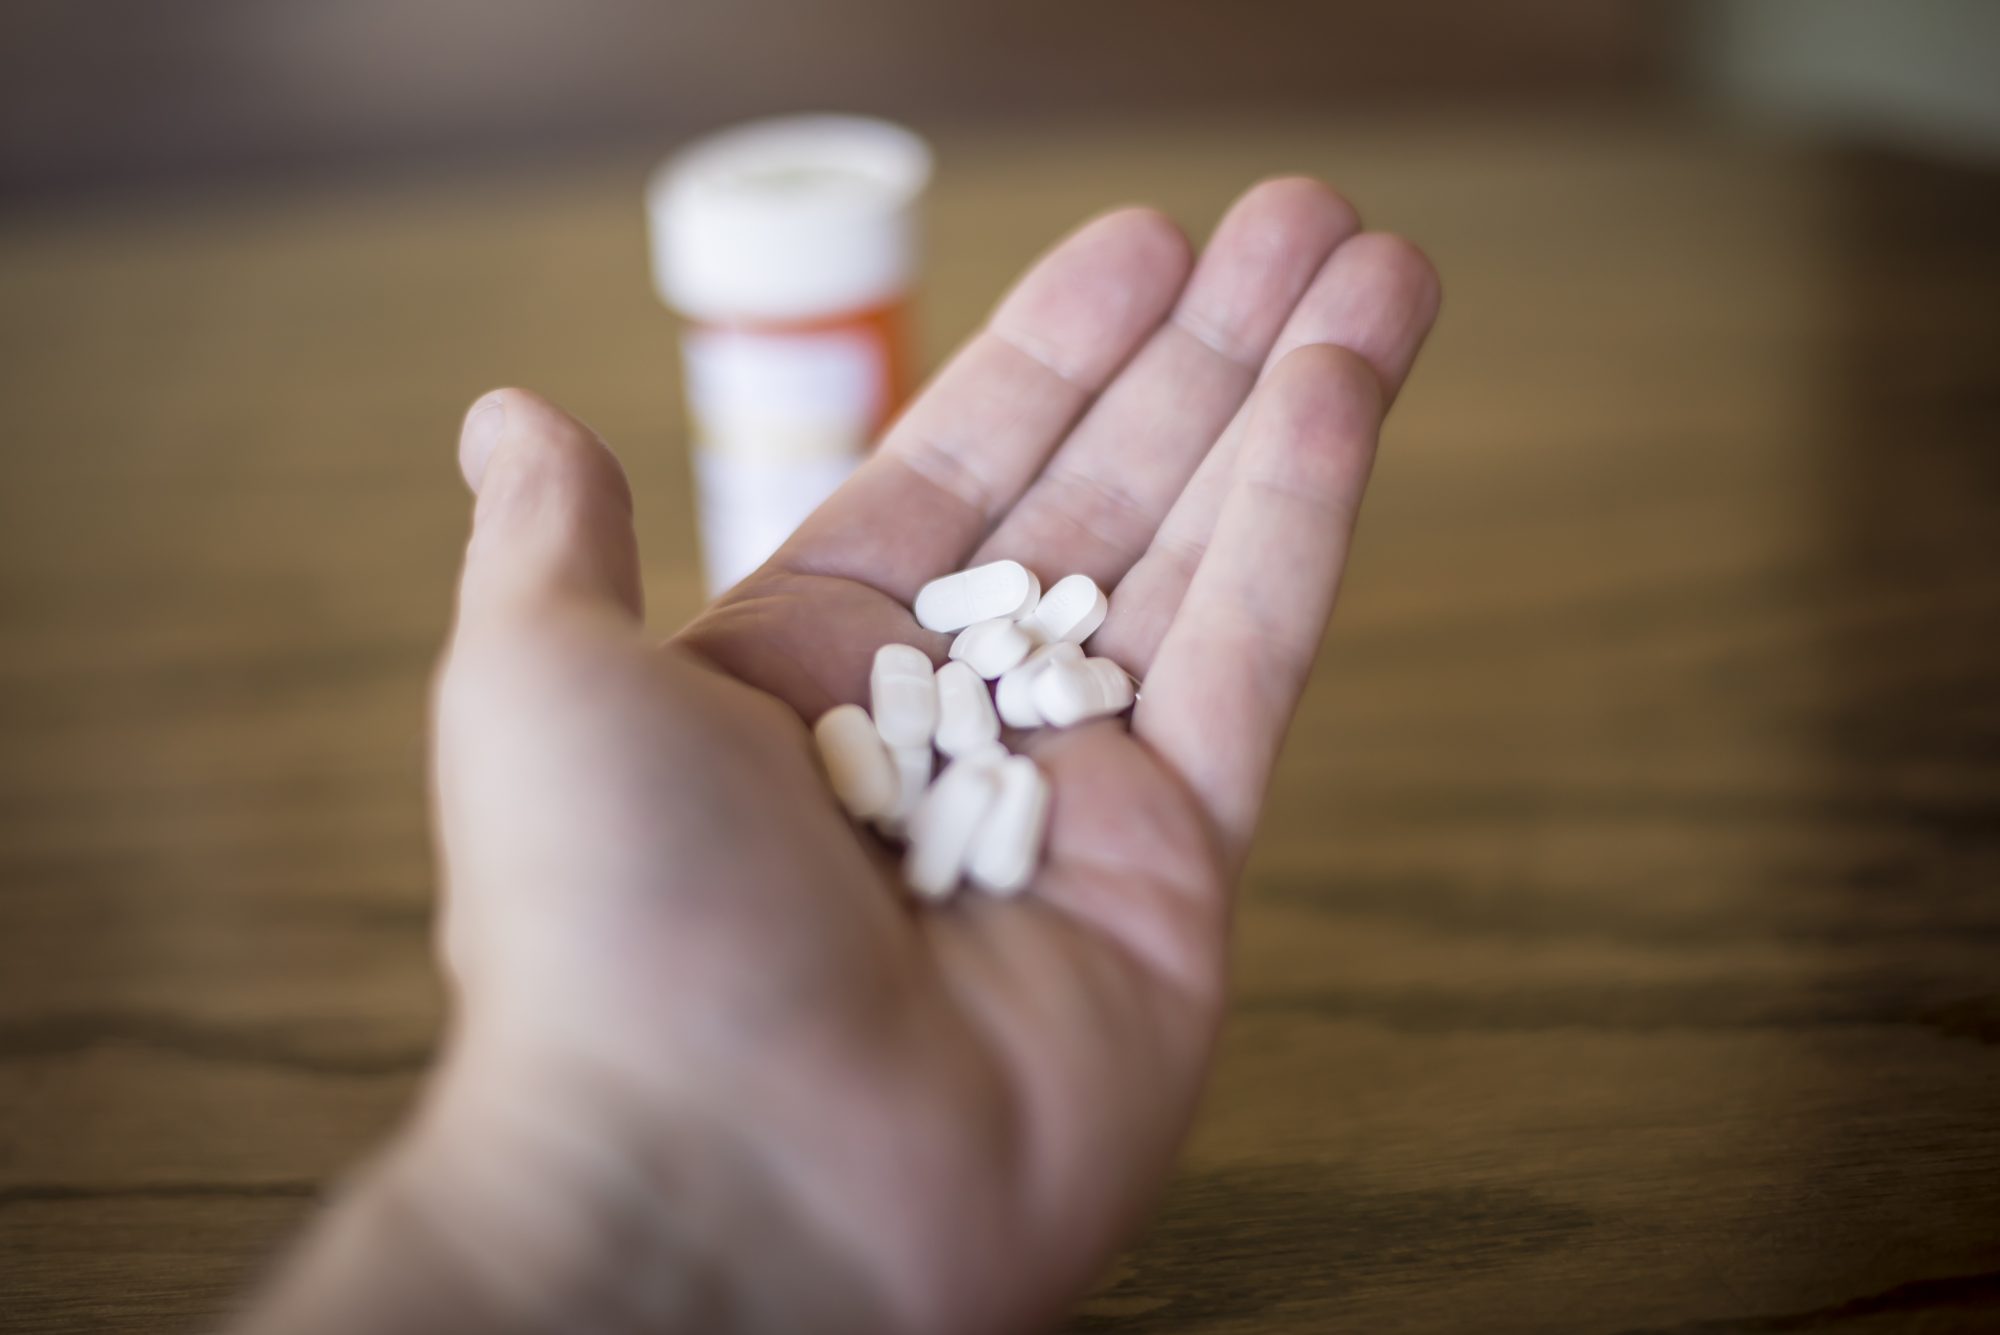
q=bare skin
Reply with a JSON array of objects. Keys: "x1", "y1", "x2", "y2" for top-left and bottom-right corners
[{"x1": 240, "y1": 178, "x2": 1440, "y2": 1335}]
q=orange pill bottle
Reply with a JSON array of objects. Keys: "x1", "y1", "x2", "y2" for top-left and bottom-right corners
[{"x1": 646, "y1": 116, "x2": 932, "y2": 594}]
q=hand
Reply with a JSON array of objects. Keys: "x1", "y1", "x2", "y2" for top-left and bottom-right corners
[{"x1": 244, "y1": 178, "x2": 1439, "y2": 1335}]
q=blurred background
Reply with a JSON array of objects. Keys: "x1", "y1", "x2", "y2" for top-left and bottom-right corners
[
  {"x1": 4, "y1": 0, "x2": 2000, "y2": 199},
  {"x1": 3, "y1": 2, "x2": 1998, "y2": 1333}
]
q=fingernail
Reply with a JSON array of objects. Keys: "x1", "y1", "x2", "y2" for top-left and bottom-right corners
[{"x1": 459, "y1": 397, "x2": 508, "y2": 491}]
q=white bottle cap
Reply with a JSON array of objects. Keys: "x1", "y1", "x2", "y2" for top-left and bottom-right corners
[{"x1": 647, "y1": 115, "x2": 933, "y2": 324}]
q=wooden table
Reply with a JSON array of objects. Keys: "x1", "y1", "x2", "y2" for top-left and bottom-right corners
[{"x1": 2, "y1": 117, "x2": 1997, "y2": 1333}]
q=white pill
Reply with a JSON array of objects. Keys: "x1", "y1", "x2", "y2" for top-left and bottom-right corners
[
  {"x1": 870, "y1": 643, "x2": 937, "y2": 748},
  {"x1": 1031, "y1": 656, "x2": 1136, "y2": 728},
  {"x1": 873, "y1": 744, "x2": 935, "y2": 839},
  {"x1": 949, "y1": 617, "x2": 1037, "y2": 679},
  {"x1": 812, "y1": 704, "x2": 897, "y2": 819},
  {"x1": 903, "y1": 756, "x2": 1000, "y2": 899},
  {"x1": 966, "y1": 756, "x2": 1051, "y2": 896},
  {"x1": 994, "y1": 641, "x2": 1083, "y2": 729},
  {"x1": 913, "y1": 561, "x2": 1041, "y2": 633},
  {"x1": 933, "y1": 660, "x2": 1001, "y2": 757},
  {"x1": 948, "y1": 737, "x2": 1009, "y2": 769},
  {"x1": 1024, "y1": 573, "x2": 1108, "y2": 646}
]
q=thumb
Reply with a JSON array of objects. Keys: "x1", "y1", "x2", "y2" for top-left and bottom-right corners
[{"x1": 453, "y1": 388, "x2": 643, "y2": 629}]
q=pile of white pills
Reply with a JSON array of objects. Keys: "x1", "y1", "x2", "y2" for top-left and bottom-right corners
[{"x1": 812, "y1": 560, "x2": 1137, "y2": 900}]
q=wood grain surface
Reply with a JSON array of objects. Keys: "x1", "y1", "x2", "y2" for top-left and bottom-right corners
[{"x1": 2, "y1": 118, "x2": 1997, "y2": 1333}]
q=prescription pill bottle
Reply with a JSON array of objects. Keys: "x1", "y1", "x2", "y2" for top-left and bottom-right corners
[{"x1": 646, "y1": 115, "x2": 933, "y2": 594}]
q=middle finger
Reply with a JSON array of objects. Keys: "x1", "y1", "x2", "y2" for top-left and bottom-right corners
[{"x1": 968, "y1": 177, "x2": 1359, "y2": 586}]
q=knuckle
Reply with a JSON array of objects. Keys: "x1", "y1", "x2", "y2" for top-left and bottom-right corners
[{"x1": 1277, "y1": 341, "x2": 1383, "y2": 410}]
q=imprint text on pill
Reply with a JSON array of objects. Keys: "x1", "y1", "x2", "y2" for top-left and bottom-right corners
[{"x1": 1025, "y1": 573, "x2": 1108, "y2": 646}]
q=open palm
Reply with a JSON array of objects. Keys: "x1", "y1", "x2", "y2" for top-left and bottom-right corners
[{"x1": 423, "y1": 179, "x2": 1440, "y2": 1335}]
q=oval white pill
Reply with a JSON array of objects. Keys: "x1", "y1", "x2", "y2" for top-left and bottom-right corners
[
  {"x1": 873, "y1": 743, "x2": 935, "y2": 839},
  {"x1": 994, "y1": 666, "x2": 1040, "y2": 730},
  {"x1": 948, "y1": 617, "x2": 1036, "y2": 680},
  {"x1": 870, "y1": 643, "x2": 937, "y2": 748},
  {"x1": 933, "y1": 660, "x2": 1001, "y2": 757},
  {"x1": 994, "y1": 641, "x2": 1082, "y2": 729},
  {"x1": 1031, "y1": 655, "x2": 1136, "y2": 727},
  {"x1": 903, "y1": 756, "x2": 1000, "y2": 899},
  {"x1": 913, "y1": 560, "x2": 1041, "y2": 633},
  {"x1": 966, "y1": 756, "x2": 1051, "y2": 895},
  {"x1": 813, "y1": 704, "x2": 897, "y2": 819},
  {"x1": 1025, "y1": 573, "x2": 1108, "y2": 645},
  {"x1": 951, "y1": 736, "x2": 1009, "y2": 770},
  {"x1": 1093, "y1": 657, "x2": 1138, "y2": 698}
]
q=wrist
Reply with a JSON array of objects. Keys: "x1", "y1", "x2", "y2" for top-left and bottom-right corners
[{"x1": 240, "y1": 1025, "x2": 889, "y2": 1335}]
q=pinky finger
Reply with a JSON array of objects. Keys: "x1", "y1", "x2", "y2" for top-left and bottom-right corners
[{"x1": 1131, "y1": 343, "x2": 1385, "y2": 870}]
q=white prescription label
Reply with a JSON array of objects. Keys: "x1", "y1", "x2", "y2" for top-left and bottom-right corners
[
  {"x1": 680, "y1": 325, "x2": 887, "y2": 594},
  {"x1": 694, "y1": 449, "x2": 861, "y2": 595},
  {"x1": 683, "y1": 327, "x2": 884, "y2": 461}
]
